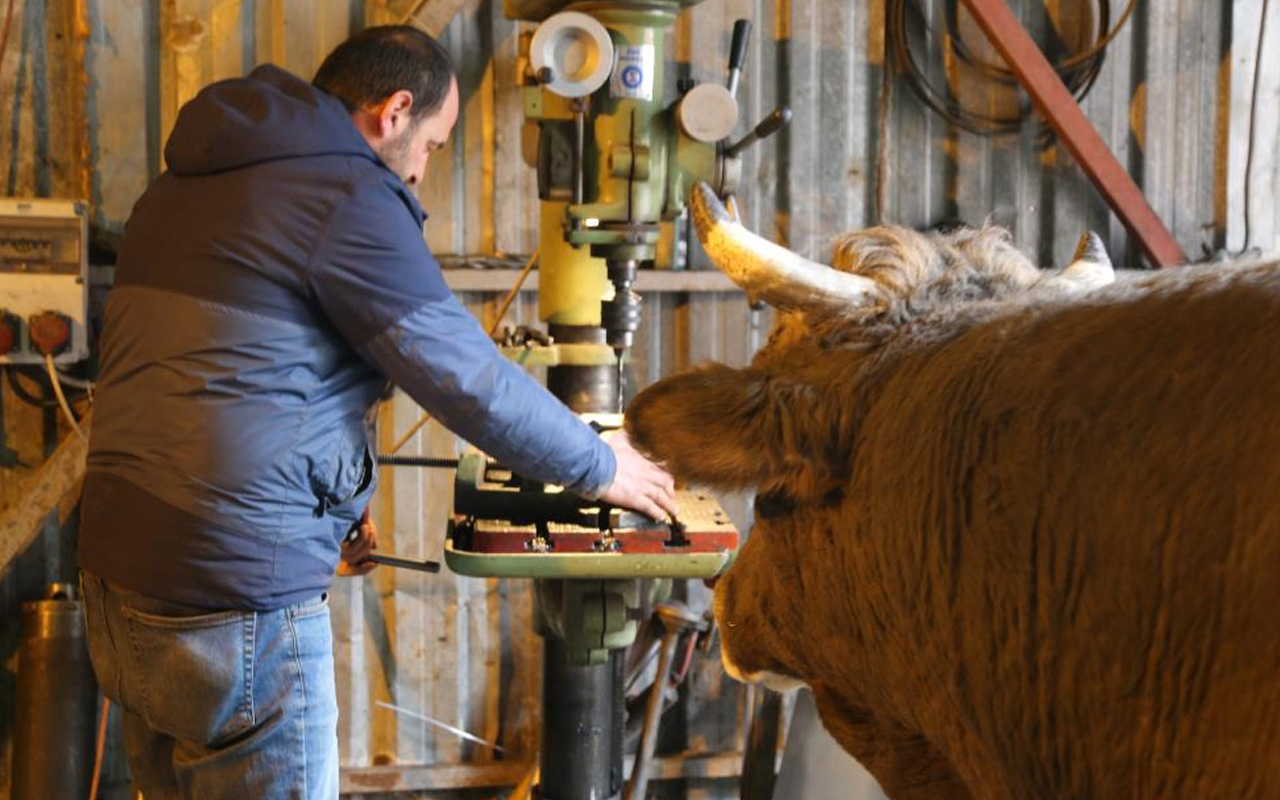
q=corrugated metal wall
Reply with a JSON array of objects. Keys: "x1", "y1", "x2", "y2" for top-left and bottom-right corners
[
  {"x1": 2, "y1": 0, "x2": 1275, "y2": 797},
  {"x1": 0, "y1": 0, "x2": 1272, "y2": 258}
]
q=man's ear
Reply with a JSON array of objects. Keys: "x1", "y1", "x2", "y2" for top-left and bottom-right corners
[
  {"x1": 370, "y1": 90, "x2": 415, "y2": 137},
  {"x1": 626, "y1": 363, "x2": 820, "y2": 492}
]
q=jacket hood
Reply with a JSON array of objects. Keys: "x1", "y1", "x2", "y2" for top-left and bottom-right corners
[{"x1": 164, "y1": 65, "x2": 377, "y2": 176}]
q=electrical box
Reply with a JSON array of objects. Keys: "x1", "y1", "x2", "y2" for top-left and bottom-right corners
[{"x1": 0, "y1": 199, "x2": 89, "y2": 365}]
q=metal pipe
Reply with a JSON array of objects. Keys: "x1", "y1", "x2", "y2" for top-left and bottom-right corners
[
  {"x1": 725, "y1": 19, "x2": 752, "y2": 98},
  {"x1": 540, "y1": 638, "x2": 625, "y2": 800},
  {"x1": 571, "y1": 100, "x2": 586, "y2": 208},
  {"x1": 11, "y1": 583, "x2": 98, "y2": 800},
  {"x1": 546, "y1": 325, "x2": 619, "y2": 415},
  {"x1": 739, "y1": 689, "x2": 783, "y2": 800},
  {"x1": 624, "y1": 623, "x2": 680, "y2": 800}
]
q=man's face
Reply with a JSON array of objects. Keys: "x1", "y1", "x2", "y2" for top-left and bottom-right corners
[{"x1": 376, "y1": 78, "x2": 460, "y2": 188}]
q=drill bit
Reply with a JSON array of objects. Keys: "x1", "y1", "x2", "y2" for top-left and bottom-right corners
[{"x1": 614, "y1": 348, "x2": 626, "y2": 413}]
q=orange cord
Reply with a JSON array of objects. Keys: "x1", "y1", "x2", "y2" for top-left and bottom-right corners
[{"x1": 88, "y1": 696, "x2": 109, "y2": 800}]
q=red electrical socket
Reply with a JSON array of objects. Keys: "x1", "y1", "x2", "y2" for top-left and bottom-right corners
[
  {"x1": 0, "y1": 312, "x2": 18, "y2": 355},
  {"x1": 28, "y1": 311, "x2": 71, "y2": 356}
]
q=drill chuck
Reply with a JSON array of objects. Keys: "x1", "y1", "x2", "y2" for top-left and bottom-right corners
[
  {"x1": 602, "y1": 258, "x2": 641, "y2": 353},
  {"x1": 601, "y1": 294, "x2": 641, "y2": 351}
]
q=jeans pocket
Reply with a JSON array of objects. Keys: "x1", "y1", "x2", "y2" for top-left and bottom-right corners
[
  {"x1": 121, "y1": 604, "x2": 255, "y2": 745},
  {"x1": 79, "y1": 574, "x2": 123, "y2": 703},
  {"x1": 290, "y1": 591, "x2": 330, "y2": 621}
]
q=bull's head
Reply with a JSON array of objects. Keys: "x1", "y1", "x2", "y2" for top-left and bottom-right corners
[{"x1": 626, "y1": 183, "x2": 1114, "y2": 696}]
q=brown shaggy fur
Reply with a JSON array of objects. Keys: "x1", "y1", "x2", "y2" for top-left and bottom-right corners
[{"x1": 626, "y1": 224, "x2": 1280, "y2": 800}]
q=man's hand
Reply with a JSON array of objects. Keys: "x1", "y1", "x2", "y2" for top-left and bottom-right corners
[
  {"x1": 599, "y1": 429, "x2": 679, "y2": 522},
  {"x1": 338, "y1": 508, "x2": 379, "y2": 577}
]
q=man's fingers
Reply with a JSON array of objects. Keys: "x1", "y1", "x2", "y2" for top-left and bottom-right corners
[
  {"x1": 337, "y1": 559, "x2": 377, "y2": 577},
  {"x1": 343, "y1": 525, "x2": 378, "y2": 564}
]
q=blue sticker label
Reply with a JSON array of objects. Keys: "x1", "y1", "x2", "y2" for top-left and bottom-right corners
[
  {"x1": 621, "y1": 65, "x2": 644, "y2": 89},
  {"x1": 611, "y1": 45, "x2": 655, "y2": 101}
]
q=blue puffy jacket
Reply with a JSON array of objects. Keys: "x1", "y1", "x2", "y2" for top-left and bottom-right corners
[{"x1": 78, "y1": 65, "x2": 615, "y2": 610}]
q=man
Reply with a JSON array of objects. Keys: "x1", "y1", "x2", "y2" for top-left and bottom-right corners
[{"x1": 77, "y1": 26, "x2": 677, "y2": 799}]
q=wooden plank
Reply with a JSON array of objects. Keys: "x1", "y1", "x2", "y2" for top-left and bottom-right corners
[
  {"x1": 422, "y1": 417, "x2": 464, "y2": 762},
  {"x1": 341, "y1": 759, "x2": 529, "y2": 793},
  {"x1": 340, "y1": 751, "x2": 747, "y2": 793},
  {"x1": 0, "y1": 419, "x2": 89, "y2": 575},
  {"x1": 454, "y1": 289, "x2": 542, "y2": 762},
  {"x1": 457, "y1": 0, "x2": 490, "y2": 256},
  {"x1": 45, "y1": 0, "x2": 91, "y2": 201},
  {"x1": 1227, "y1": 0, "x2": 1280, "y2": 254},
  {"x1": 161, "y1": 0, "x2": 246, "y2": 172},
  {"x1": 364, "y1": 0, "x2": 416, "y2": 27},
  {"x1": 90, "y1": 0, "x2": 153, "y2": 229},
  {"x1": 491, "y1": 12, "x2": 538, "y2": 255},
  {"x1": 1, "y1": 0, "x2": 42, "y2": 195},
  {"x1": 1174, "y1": 0, "x2": 1223, "y2": 256},
  {"x1": 275, "y1": 0, "x2": 351, "y2": 81}
]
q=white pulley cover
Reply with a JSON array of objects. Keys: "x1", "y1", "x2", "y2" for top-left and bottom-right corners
[
  {"x1": 677, "y1": 83, "x2": 739, "y2": 143},
  {"x1": 529, "y1": 12, "x2": 614, "y2": 98}
]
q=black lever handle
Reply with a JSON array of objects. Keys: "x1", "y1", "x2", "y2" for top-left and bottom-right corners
[
  {"x1": 366, "y1": 553, "x2": 442, "y2": 573},
  {"x1": 727, "y1": 106, "x2": 793, "y2": 158},
  {"x1": 726, "y1": 19, "x2": 752, "y2": 97}
]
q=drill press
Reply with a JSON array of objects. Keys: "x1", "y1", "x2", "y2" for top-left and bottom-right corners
[{"x1": 442, "y1": 3, "x2": 790, "y2": 797}]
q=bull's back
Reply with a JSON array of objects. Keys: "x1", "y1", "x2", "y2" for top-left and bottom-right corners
[{"x1": 856, "y1": 261, "x2": 1280, "y2": 799}]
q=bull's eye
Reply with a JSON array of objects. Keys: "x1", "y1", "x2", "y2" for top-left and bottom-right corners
[{"x1": 755, "y1": 489, "x2": 796, "y2": 519}]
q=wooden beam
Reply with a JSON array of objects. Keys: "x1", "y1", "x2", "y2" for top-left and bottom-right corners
[
  {"x1": 0, "y1": 418, "x2": 90, "y2": 574},
  {"x1": 341, "y1": 760, "x2": 529, "y2": 794},
  {"x1": 957, "y1": 0, "x2": 1188, "y2": 267},
  {"x1": 340, "y1": 751, "x2": 746, "y2": 794},
  {"x1": 401, "y1": 0, "x2": 473, "y2": 36}
]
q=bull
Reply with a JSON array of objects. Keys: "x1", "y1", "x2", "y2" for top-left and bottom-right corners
[{"x1": 626, "y1": 183, "x2": 1280, "y2": 800}]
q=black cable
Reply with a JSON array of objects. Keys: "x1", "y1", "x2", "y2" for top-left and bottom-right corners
[
  {"x1": 4, "y1": 365, "x2": 87, "y2": 409},
  {"x1": 892, "y1": 0, "x2": 1100, "y2": 135},
  {"x1": 6, "y1": 367, "x2": 54, "y2": 407},
  {"x1": 888, "y1": 0, "x2": 1134, "y2": 137}
]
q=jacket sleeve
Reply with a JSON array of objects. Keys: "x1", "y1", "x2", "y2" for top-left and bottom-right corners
[{"x1": 305, "y1": 173, "x2": 616, "y2": 498}]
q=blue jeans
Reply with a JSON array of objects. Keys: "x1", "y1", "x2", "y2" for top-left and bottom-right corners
[{"x1": 80, "y1": 571, "x2": 339, "y2": 799}]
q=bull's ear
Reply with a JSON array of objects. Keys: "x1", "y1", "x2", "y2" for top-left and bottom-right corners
[{"x1": 626, "y1": 363, "x2": 815, "y2": 491}]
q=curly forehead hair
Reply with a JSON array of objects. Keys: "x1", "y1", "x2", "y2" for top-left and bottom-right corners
[{"x1": 313, "y1": 25, "x2": 454, "y2": 120}]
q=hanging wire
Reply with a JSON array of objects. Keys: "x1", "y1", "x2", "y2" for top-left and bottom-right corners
[
  {"x1": 87, "y1": 697, "x2": 111, "y2": 800},
  {"x1": 45, "y1": 354, "x2": 87, "y2": 441},
  {"x1": 888, "y1": 0, "x2": 1138, "y2": 137},
  {"x1": 1242, "y1": 0, "x2": 1273, "y2": 253}
]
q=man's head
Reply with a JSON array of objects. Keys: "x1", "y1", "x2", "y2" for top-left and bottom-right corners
[{"x1": 314, "y1": 25, "x2": 459, "y2": 187}]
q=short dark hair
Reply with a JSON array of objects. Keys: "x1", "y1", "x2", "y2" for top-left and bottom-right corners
[{"x1": 313, "y1": 26, "x2": 454, "y2": 120}]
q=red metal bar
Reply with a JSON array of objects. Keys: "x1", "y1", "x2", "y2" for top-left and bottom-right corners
[{"x1": 957, "y1": 0, "x2": 1187, "y2": 267}]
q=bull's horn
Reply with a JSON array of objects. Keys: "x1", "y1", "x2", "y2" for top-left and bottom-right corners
[
  {"x1": 1041, "y1": 231, "x2": 1115, "y2": 293},
  {"x1": 690, "y1": 182, "x2": 881, "y2": 313}
]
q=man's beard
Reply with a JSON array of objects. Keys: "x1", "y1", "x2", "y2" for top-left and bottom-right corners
[{"x1": 374, "y1": 126, "x2": 418, "y2": 186}]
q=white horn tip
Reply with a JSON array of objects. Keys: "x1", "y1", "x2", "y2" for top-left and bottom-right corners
[
  {"x1": 691, "y1": 182, "x2": 732, "y2": 232},
  {"x1": 1072, "y1": 231, "x2": 1112, "y2": 267}
]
